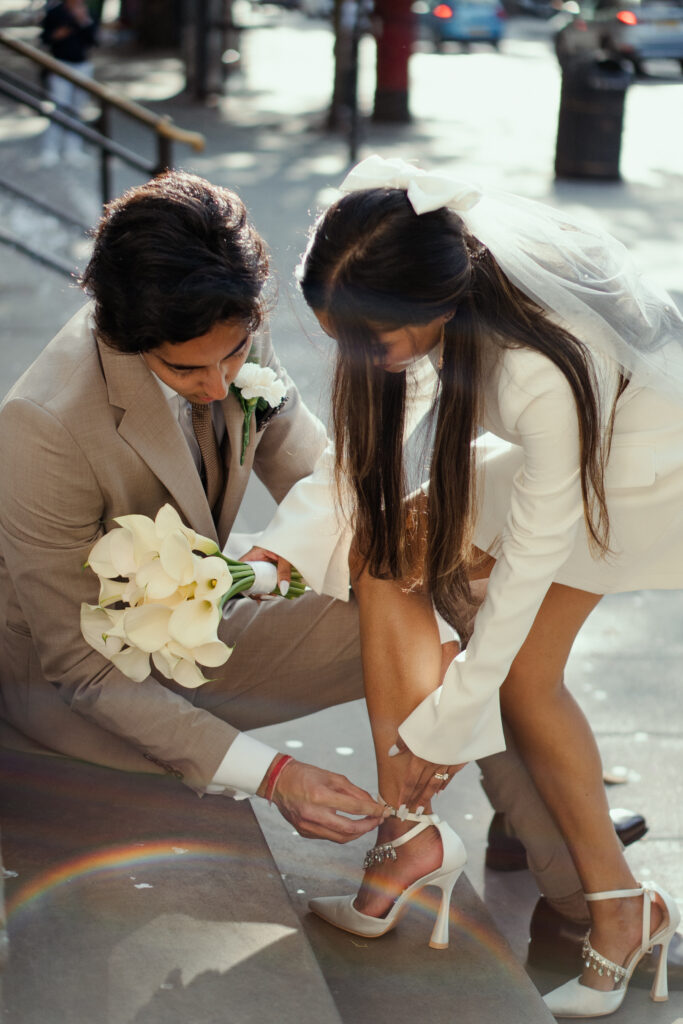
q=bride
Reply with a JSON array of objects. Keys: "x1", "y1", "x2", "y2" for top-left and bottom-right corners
[{"x1": 264, "y1": 155, "x2": 683, "y2": 1018}]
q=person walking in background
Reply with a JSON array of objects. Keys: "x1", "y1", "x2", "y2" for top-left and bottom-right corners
[{"x1": 40, "y1": 0, "x2": 97, "y2": 165}]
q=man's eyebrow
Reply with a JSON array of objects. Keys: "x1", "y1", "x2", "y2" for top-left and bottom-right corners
[{"x1": 161, "y1": 333, "x2": 250, "y2": 370}]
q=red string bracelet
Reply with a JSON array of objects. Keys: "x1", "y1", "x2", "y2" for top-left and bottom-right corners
[{"x1": 264, "y1": 753, "x2": 294, "y2": 804}]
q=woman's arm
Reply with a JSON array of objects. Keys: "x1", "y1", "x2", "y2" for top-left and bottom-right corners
[{"x1": 399, "y1": 348, "x2": 592, "y2": 764}]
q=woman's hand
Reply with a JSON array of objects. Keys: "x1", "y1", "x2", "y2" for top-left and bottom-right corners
[
  {"x1": 240, "y1": 545, "x2": 292, "y2": 597},
  {"x1": 388, "y1": 737, "x2": 466, "y2": 810}
]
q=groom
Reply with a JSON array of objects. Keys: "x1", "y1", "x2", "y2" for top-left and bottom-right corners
[
  {"x1": 0, "y1": 170, "x2": 382, "y2": 843},
  {"x1": 0, "y1": 171, "x2": 641, "y2": 958}
]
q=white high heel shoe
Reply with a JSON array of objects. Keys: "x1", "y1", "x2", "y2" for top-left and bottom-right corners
[
  {"x1": 543, "y1": 882, "x2": 681, "y2": 1018},
  {"x1": 308, "y1": 809, "x2": 467, "y2": 948}
]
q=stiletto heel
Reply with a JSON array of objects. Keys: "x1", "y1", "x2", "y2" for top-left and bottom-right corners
[
  {"x1": 428, "y1": 871, "x2": 460, "y2": 948},
  {"x1": 308, "y1": 810, "x2": 467, "y2": 948},
  {"x1": 543, "y1": 881, "x2": 681, "y2": 1018},
  {"x1": 650, "y1": 930, "x2": 673, "y2": 1002}
]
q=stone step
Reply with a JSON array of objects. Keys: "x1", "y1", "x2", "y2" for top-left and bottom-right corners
[
  {"x1": 254, "y1": 797, "x2": 555, "y2": 1024},
  {"x1": 0, "y1": 746, "x2": 342, "y2": 1024}
]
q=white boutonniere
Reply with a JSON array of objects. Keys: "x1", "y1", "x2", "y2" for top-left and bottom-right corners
[{"x1": 230, "y1": 361, "x2": 288, "y2": 465}]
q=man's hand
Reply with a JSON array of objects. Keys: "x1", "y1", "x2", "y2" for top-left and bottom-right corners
[
  {"x1": 262, "y1": 759, "x2": 387, "y2": 843},
  {"x1": 240, "y1": 545, "x2": 292, "y2": 597}
]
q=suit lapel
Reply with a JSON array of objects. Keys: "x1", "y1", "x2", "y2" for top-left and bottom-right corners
[
  {"x1": 215, "y1": 392, "x2": 252, "y2": 542},
  {"x1": 98, "y1": 339, "x2": 217, "y2": 542}
]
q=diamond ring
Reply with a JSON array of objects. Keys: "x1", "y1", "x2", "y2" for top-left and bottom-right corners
[{"x1": 433, "y1": 772, "x2": 449, "y2": 781}]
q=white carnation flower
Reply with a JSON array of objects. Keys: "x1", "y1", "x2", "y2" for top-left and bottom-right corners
[{"x1": 233, "y1": 363, "x2": 286, "y2": 406}]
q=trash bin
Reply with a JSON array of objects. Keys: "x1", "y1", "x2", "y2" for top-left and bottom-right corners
[{"x1": 554, "y1": 56, "x2": 633, "y2": 180}]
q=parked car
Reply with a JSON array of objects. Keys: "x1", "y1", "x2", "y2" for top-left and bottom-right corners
[
  {"x1": 299, "y1": 0, "x2": 334, "y2": 15},
  {"x1": 417, "y1": 0, "x2": 507, "y2": 50},
  {"x1": 554, "y1": 0, "x2": 683, "y2": 71}
]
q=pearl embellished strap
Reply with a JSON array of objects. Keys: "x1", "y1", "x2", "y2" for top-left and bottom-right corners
[
  {"x1": 582, "y1": 935, "x2": 628, "y2": 984},
  {"x1": 363, "y1": 806, "x2": 441, "y2": 870}
]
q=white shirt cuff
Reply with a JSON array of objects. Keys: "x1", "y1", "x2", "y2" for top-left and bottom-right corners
[{"x1": 205, "y1": 733, "x2": 279, "y2": 799}]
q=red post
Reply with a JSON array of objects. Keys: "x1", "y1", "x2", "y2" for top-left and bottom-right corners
[{"x1": 373, "y1": 0, "x2": 415, "y2": 122}]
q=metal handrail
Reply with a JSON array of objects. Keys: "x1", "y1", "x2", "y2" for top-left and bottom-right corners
[
  {"x1": 0, "y1": 31, "x2": 205, "y2": 150},
  {"x1": 0, "y1": 29, "x2": 205, "y2": 205}
]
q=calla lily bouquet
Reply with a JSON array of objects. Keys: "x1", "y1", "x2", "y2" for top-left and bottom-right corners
[
  {"x1": 230, "y1": 362, "x2": 288, "y2": 464},
  {"x1": 80, "y1": 504, "x2": 305, "y2": 688}
]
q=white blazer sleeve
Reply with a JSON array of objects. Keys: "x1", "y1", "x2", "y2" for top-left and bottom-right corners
[
  {"x1": 259, "y1": 356, "x2": 439, "y2": 601},
  {"x1": 399, "y1": 349, "x2": 588, "y2": 764},
  {"x1": 258, "y1": 443, "x2": 354, "y2": 600}
]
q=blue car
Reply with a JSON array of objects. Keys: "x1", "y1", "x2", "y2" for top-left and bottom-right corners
[{"x1": 418, "y1": 0, "x2": 507, "y2": 50}]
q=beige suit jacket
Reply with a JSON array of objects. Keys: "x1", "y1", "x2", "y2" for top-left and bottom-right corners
[{"x1": 0, "y1": 305, "x2": 328, "y2": 790}]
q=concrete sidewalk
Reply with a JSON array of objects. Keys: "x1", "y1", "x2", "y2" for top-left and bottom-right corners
[{"x1": 1, "y1": 5, "x2": 682, "y2": 1022}]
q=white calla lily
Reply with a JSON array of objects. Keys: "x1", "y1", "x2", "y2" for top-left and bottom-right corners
[
  {"x1": 171, "y1": 658, "x2": 210, "y2": 688},
  {"x1": 154, "y1": 503, "x2": 219, "y2": 556},
  {"x1": 151, "y1": 645, "x2": 179, "y2": 680},
  {"x1": 193, "y1": 533, "x2": 220, "y2": 556},
  {"x1": 153, "y1": 641, "x2": 216, "y2": 687},
  {"x1": 110, "y1": 645, "x2": 152, "y2": 682},
  {"x1": 113, "y1": 514, "x2": 160, "y2": 561},
  {"x1": 80, "y1": 604, "x2": 125, "y2": 656},
  {"x1": 122, "y1": 604, "x2": 173, "y2": 653},
  {"x1": 160, "y1": 530, "x2": 195, "y2": 585},
  {"x1": 168, "y1": 598, "x2": 221, "y2": 648},
  {"x1": 98, "y1": 577, "x2": 125, "y2": 607},
  {"x1": 193, "y1": 640, "x2": 232, "y2": 667},
  {"x1": 122, "y1": 578, "x2": 145, "y2": 607},
  {"x1": 194, "y1": 555, "x2": 232, "y2": 603},
  {"x1": 87, "y1": 528, "x2": 137, "y2": 578},
  {"x1": 136, "y1": 556, "x2": 182, "y2": 601}
]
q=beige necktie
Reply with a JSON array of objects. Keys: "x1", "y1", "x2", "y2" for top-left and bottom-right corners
[{"x1": 191, "y1": 403, "x2": 224, "y2": 511}]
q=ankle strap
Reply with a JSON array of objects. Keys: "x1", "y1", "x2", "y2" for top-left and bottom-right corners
[
  {"x1": 391, "y1": 817, "x2": 440, "y2": 850},
  {"x1": 584, "y1": 886, "x2": 644, "y2": 902},
  {"x1": 379, "y1": 797, "x2": 440, "y2": 825}
]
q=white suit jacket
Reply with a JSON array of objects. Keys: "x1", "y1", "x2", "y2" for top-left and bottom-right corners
[{"x1": 262, "y1": 340, "x2": 680, "y2": 765}]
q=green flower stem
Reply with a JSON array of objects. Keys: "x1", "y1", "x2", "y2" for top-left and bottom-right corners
[
  {"x1": 219, "y1": 556, "x2": 306, "y2": 606},
  {"x1": 239, "y1": 397, "x2": 258, "y2": 465}
]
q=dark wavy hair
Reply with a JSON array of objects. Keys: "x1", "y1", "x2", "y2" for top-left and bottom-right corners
[
  {"x1": 81, "y1": 171, "x2": 270, "y2": 353},
  {"x1": 300, "y1": 188, "x2": 619, "y2": 631}
]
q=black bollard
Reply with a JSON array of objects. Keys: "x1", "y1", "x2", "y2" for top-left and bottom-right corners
[{"x1": 554, "y1": 56, "x2": 633, "y2": 180}]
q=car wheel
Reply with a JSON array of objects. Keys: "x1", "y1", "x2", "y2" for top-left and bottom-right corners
[
  {"x1": 434, "y1": 35, "x2": 445, "y2": 53},
  {"x1": 632, "y1": 58, "x2": 644, "y2": 75}
]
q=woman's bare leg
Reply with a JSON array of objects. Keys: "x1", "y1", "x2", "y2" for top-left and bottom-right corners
[
  {"x1": 500, "y1": 580, "x2": 663, "y2": 988},
  {"x1": 350, "y1": 559, "x2": 448, "y2": 916}
]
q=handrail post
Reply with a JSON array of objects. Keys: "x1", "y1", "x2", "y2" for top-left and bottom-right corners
[
  {"x1": 98, "y1": 101, "x2": 112, "y2": 205},
  {"x1": 155, "y1": 131, "x2": 172, "y2": 177},
  {"x1": 195, "y1": 0, "x2": 209, "y2": 101}
]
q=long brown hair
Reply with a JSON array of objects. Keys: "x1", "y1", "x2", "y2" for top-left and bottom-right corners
[{"x1": 300, "y1": 188, "x2": 614, "y2": 630}]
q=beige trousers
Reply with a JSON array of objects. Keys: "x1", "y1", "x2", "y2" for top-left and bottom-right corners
[{"x1": 1, "y1": 588, "x2": 579, "y2": 901}]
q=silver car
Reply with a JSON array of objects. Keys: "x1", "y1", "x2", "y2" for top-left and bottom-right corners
[{"x1": 554, "y1": 0, "x2": 683, "y2": 72}]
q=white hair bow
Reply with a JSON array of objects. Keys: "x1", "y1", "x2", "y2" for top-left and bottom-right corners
[{"x1": 339, "y1": 155, "x2": 481, "y2": 216}]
